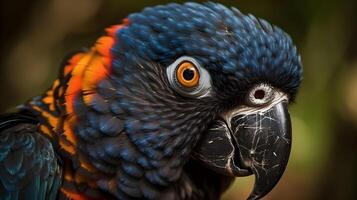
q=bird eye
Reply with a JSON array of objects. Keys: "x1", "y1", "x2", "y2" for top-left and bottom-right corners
[
  {"x1": 176, "y1": 61, "x2": 200, "y2": 88},
  {"x1": 247, "y1": 84, "x2": 275, "y2": 106},
  {"x1": 166, "y1": 56, "x2": 211, "y2": 98}
]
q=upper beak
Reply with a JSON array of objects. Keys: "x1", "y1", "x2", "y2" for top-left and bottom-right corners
[{"x1": 193, "y1": 99, "x2": 291, "y2": 200}]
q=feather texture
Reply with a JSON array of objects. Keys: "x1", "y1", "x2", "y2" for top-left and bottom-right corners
[
  {"x1": 2, "y1": 2, "x2": 302, "y2": 200},
  {"x1": 0, "y1": 114, "x2": 62, "y2": 200}
]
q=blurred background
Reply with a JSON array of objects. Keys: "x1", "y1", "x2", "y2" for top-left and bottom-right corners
[{"x1": 1, "y1": 0, "x2": 356, "y2": 199}]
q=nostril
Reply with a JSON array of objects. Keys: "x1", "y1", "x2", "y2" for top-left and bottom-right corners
[
  {"x1": 254, "y1": 89, "x2": 265, "y2": 100},
  {"x1": 247, "y1": 84, "x2": 274, "y2": 106}
]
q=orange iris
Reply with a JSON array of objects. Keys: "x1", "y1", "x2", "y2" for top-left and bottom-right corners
[{"x1": 176, "y1": 61, "x2": 200, "y2": 88}]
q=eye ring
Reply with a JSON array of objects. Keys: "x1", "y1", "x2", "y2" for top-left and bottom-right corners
[
  {"x1": 166, "y1": 56, "x2": 212, "y2": 98},
  {"x1": 176, "y1": 61, "x2": 200, "y2": 88}
]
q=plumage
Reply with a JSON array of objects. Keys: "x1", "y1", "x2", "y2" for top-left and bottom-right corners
[
  {"x1": 1, "y1": 2, "x2": 302, "y2": 200},
  {"x1": 0, "y1": 114, "x2": 62, "y2": 200}
]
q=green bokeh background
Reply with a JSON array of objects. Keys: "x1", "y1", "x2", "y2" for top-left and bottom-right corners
[{"x1": 1, "y1": 1, "x2": 357, "y2": 199}]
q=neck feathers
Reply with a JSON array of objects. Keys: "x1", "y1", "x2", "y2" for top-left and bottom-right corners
[
  {"x1": 21, "y1": 21, "x2": 129, "y2": 199},
  {"x1": 24, "y1": 20, "x2": 128, "y2": 154}
]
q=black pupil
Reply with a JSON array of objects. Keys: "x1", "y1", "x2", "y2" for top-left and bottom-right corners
[
  {"x1": 254, "y1": 89, "x2": 265, "y2": 99},
  {"x1": 183, "y1": 68, "x2": 195, "y2": 81}
]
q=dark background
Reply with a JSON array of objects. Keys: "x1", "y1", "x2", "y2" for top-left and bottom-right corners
[{"x1": 1, "y1": 0, "x2": 357, "y2": 199}]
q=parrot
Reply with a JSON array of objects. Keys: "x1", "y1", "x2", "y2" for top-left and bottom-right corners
[{"x1": 0, "y1": 2, "x2": 302, "y2": 200}]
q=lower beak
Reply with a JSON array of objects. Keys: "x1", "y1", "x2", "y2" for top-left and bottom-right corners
[{"x1": 193, "y1": 101, "x2": 291, "y2": 200}]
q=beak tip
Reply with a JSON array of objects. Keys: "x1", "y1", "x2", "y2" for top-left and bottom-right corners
[
  {"x1": 193, "y1": 101, "x2": 292, "y2": 200},
  {"x1": 234, "y1": 101, "x2": 292, "y2": 200},
  {"x1": 247, "y1": 195, "x2": 260, "y2": 200}
]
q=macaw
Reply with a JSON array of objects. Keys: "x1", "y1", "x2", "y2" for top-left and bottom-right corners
[{"x1": 0, "y1": 2, "x2": 302, "y2": 200}]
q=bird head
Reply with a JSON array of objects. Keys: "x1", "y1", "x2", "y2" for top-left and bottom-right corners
[
  {"x1": 46, "y1": 2, "x2": 302, "y2": 199},
  {"x1": 102, "y1": 2, "x2": 302, "y2": 199}
]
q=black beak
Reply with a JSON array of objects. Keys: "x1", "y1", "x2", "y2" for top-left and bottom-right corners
[{"x1": 193, "y1": 101, "x2": 291, "y2": 200}]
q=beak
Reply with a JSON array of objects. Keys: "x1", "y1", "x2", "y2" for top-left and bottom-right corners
[{"x1": 193, "y1": 100, "x2": 291, "y2": 200}]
